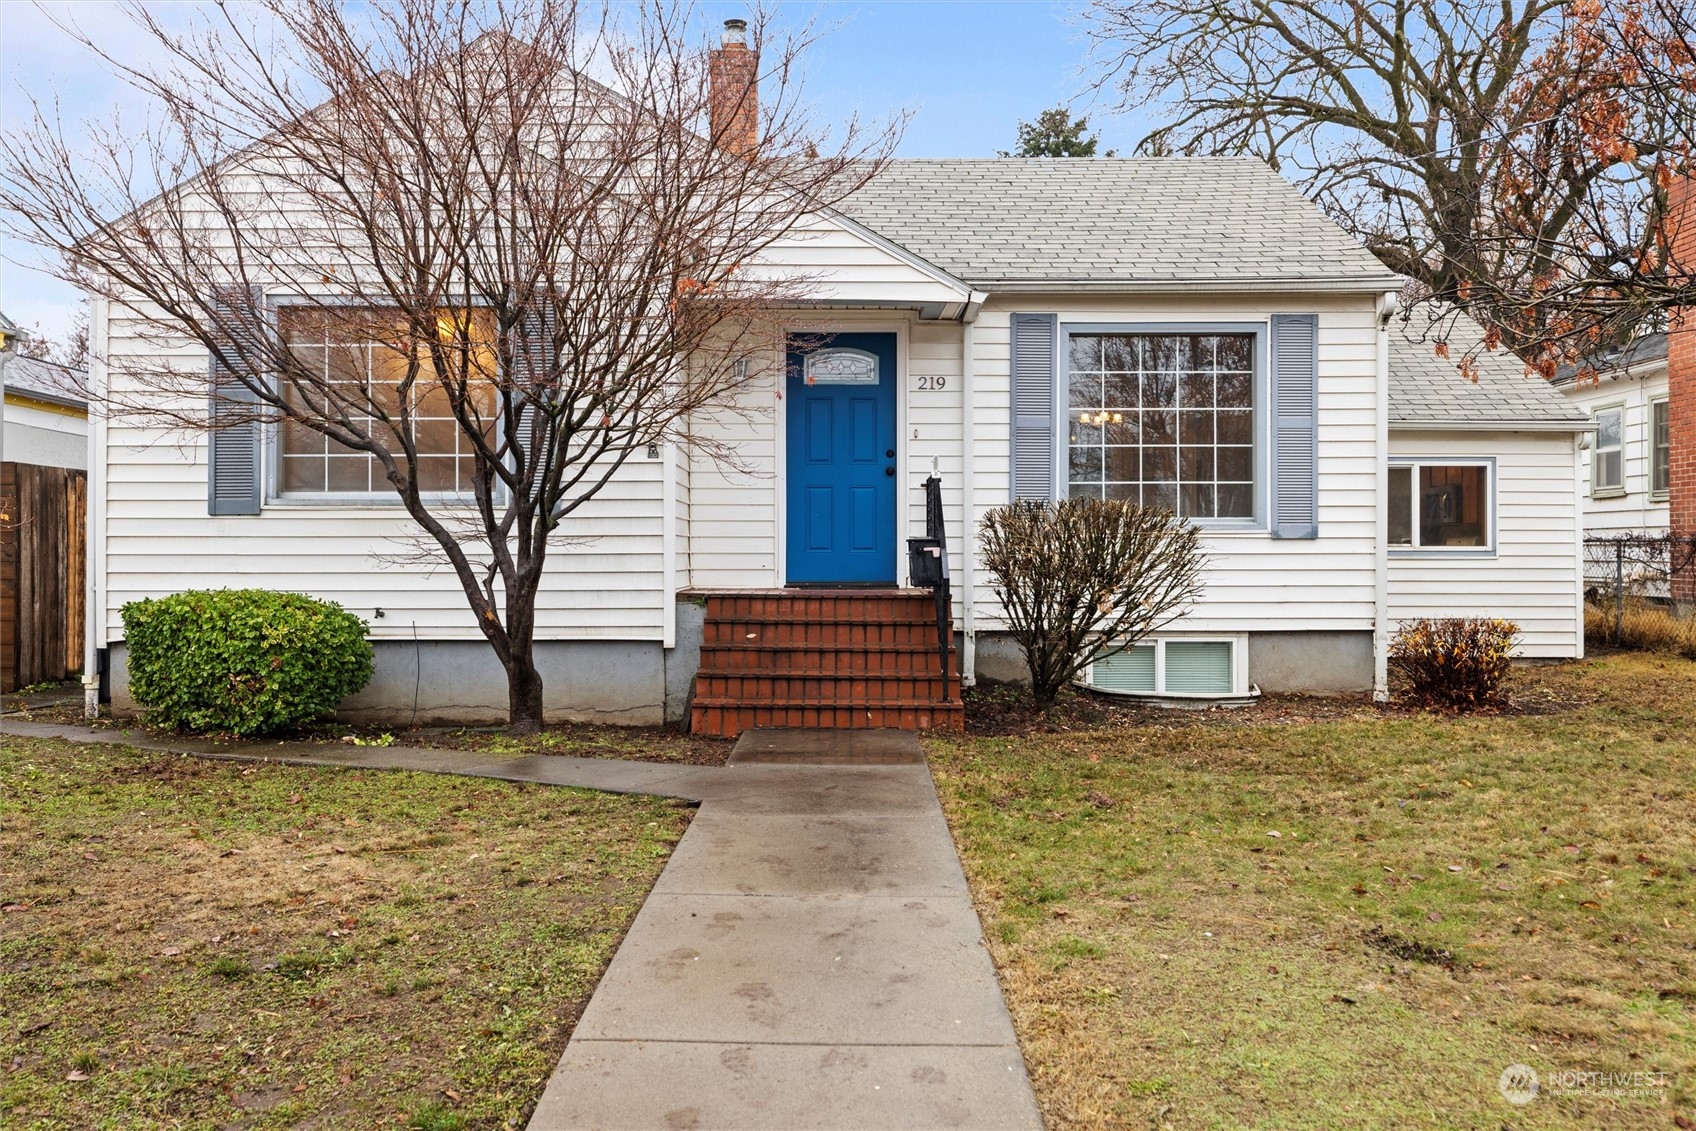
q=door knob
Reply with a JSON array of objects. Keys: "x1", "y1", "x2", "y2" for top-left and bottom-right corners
[{"x1": 885, "y1": 466, "x2": 895, "y2": 476}]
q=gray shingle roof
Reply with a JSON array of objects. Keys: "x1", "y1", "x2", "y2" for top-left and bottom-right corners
[
  {"x1": 841, "y1": 157, "x2": 1404, "y2": 291},
  {"x1": 4, "y1": 355, "x2": 87, "y2": 409},
  {"x1": 1388, "y1": 314, "x2": 1585, "y2": 428},
  {"x1": 1550, "y1": 332, "x2": 1668, "y2": 387}
]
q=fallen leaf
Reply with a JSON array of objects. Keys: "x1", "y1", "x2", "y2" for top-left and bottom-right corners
[
  {"x1": 1427, "y1": 911, "x2": 1444, "y2": 923},
  {"x1": 1266, "y1": 831, "x2": 1282, "y2": 839},
  {"x1": 443, "y1": 1088, "x2": 463, "y2": 1102},
  {"x1": 162, "y1": 947, "x2": 181, "y2": 957},
  {"x1": 65, "y1": 1070, "x2": 91, "y2": 1082}
]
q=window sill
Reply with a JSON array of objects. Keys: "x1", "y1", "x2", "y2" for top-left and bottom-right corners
[
  {"x1": 1191, "y1": 519, "x2": 1268, "y2": 535},
  {"x1": 1389, "y1": 547, "x2": 1498, "y2": 560},
  {"x1": 1649, "y1": 492, "x2": 1670, "y2": 504},
  {"x1": 265, "y1": 494, "x2": 482, "y2": 509},
  {"x1": 1590, "y1": 488, "x2": 1626, "y2": 500}
]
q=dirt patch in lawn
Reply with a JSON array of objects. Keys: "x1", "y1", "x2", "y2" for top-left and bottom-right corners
[
  {"x1": 964, "y1": 656, "x2": 1604, "y2": 737},
  {"x1": 413, "y1": 722, "x2": 733, "y2": 766},
  {"x1": 1, "y1": 738, "x2": 689, "y2": 1130},
  {"x1": 931, "y1": 654, "x2": 1696, "y2": 1130}
]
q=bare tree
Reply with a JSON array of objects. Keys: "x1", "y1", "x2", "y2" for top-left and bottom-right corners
[
  {"x1": 0, "y1": 0, "x2": 899, "y2": 732},
  {"x1": 18, "y1": 305, "x2": 90, "y2": 372},
  {"x1": 979, "y1": 498, "x2": 1206, "y2": 709},
  {"x1": 1084, "y1": 0, "x2": 1696, "y2": 377}
]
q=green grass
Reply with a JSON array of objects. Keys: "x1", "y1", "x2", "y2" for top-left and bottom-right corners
[
  {"x1": 929, "y1": 653, "x2": 1696, "y2": 1130},
  {"x1": 0, "y1": 737, "x2": 690, "y2": 1130}
]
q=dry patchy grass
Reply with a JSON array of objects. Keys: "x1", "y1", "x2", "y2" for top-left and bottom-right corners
[
  {"x1": 930, "y1": 654, "x2": 1696, "y2": 1130},
  {"x1": 0, "y1": 738, "x2": 689, "y2": 1130}
]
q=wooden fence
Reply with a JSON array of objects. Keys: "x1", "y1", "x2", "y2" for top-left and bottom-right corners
[{"x1": 1, "y1": 462, "x2": 87, "y2": 692}]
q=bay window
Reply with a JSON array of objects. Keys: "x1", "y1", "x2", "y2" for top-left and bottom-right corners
[{"x1": 1066, "y1": 331, "x2": 1257, "y2": 519}]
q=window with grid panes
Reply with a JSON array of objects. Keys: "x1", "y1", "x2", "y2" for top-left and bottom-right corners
[
  {"x1": 1066, "y1": 332, "x2": 1255, "y2": 518},
  {"x1": 278, "y1": 308, "x2": 498, "y2": 497}
]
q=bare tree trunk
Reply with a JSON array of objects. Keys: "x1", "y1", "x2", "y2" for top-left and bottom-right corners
[{"x1": 504, "y1": 645, "x2": 546, "y2": 735}]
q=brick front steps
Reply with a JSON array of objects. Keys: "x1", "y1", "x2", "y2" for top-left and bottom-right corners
[{"x1": 689, "y1": 590, "x2": 963, "y2": 737}]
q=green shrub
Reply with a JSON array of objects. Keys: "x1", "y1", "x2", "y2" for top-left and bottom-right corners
[
  {"x1": 122, "y1": 589, "x2": 373, "y2": 735},
  {"x1": 1388, "y1": 617, "x2": 1518, "y2": 709}
]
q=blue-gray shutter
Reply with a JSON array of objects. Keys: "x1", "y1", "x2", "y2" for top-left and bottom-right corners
[
  {"x1": 510, "y1": 300, "x2": 557, "y2": 477},
  {"x1": 1010, "y1": 312, "x2": 1057, "y2": 500},
  {"x1": 1268, "y1": 313, "x2": 1318, "y2": 539},
  {"x1": 206, "y1": 293, "x2": 264, "y2": 516}
]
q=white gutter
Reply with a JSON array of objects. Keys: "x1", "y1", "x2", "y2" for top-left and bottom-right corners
[
  {"x1": 1391, "y1": 418, "x2": 1592, "y2": 432},
  {"x1": 84, "y1": 296, "x2": 108, "y2": 718},
  {"x1": 969, "y1": 276, "x2": 1408, "y2": 295},
  {"x1": 1372, "y1": 292, "x2": 1394, "y2": 702},
  {"x1": 959, "y1": 312, "x2": 977, "y2": 685},
  {"x1": 661, "y1": 438, "x2": 677, "y2": 650}
]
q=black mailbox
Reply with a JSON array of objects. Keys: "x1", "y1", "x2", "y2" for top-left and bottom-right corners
[{"x1": 907, "y1": 537, "x2": 944, "y2": 588}]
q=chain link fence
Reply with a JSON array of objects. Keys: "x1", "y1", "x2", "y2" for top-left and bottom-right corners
[{"x1": 1583, "y1": 532, "x2": 1696, "y2": 641}]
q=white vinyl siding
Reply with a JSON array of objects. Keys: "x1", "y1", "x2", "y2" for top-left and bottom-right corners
[
  {"x1": 99, "y1": 298, "x2": 669, "y2": 643},
  {"x1": 1559, "y1": 368, "x2": 1671, "y2": 537},
  {"x1": 969, "y1": 295, "x2": 1382, "y2": 636},
  {"x1": 1387, "y1": 430, "x2": 1582, "y2": 657}
]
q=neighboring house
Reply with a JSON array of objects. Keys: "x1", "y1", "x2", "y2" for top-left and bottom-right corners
[
  {"x1": 1552, "y1": 333, "x2": 1671, "y2": 537},
  {"x1": 84, "y1": 30, "x2": 1592, "y2": 730},
  {"x1": 0, "y1": 310, "x2": 90, "y2": 693},
  {"x1": 2, "y1": 353, "x2": 90, "y2": 472}
]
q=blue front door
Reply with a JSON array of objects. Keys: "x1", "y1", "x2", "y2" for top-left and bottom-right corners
[{"x1": 786, "y1": 333, "x2": 898, "y2": 584}]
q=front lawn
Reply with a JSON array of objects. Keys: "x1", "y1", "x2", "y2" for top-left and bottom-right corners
[
  {"x1": 930, "y1": 654, "x2": 1695, "y2": 1129},
  {"x1": 1, "y1": 738, "x2": 689, "y2": 1130}
]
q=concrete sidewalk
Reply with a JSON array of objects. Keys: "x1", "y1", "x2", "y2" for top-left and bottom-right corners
[
  {"x1": 3, "y1": 718, "x2": 1042, "y2": 1128},
  {"x1": 527, "y1": 753, "x2": 1042, "y2": 1130},
  {"x1": 0, "y1": 718, "x2": 719, "y2": 800}
]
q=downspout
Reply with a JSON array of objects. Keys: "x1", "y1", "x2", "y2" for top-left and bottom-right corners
[
  {"x1": 1372, "y1": 291, "x2": 1397, "y2": 702},
  {"x1": 959, "y1": 304, "x2": 981, "y2": 685},
  {"x1": 1573, "y1": 429, "x2": 1586, "y2": 659},
  {"x1": 84, "y1": 296, "x2": 108, "y2": 718}
]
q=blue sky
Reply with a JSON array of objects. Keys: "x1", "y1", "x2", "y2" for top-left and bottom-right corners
[{"x1": 0, "y1": 1, "x2": 1148, "y2": 344}]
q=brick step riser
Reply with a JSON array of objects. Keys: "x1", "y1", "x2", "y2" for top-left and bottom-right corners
[
  {"x1": 705, "y1": 598, "x2": 941, "y2": 622},
  {"x1": 700, "y1": 652, "x2": 954, "y2": 676},
  {"x1": 695, "y1": 677, "x2": 957, "y2": 701},
  {"x1": 691, "y1": 703, "x2": 964, "y2": 736},
  {"x1": 704, "y1": 626, "x2": 944, "y2": 648}
]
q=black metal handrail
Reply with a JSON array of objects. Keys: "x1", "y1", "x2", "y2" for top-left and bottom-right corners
[{"x1": 919, "y1": 473, "x2": 953, "y2": 701}]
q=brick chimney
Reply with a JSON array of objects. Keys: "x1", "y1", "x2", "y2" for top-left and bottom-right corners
[
  {"x1": 709, "y1": 18, "x2": 758, "y2": 158},
  {"x1": 1670, "y1": 173, "x2": 1696, "y2": 601}
]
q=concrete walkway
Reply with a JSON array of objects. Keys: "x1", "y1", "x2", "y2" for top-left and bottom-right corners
[{"x1": 2, "y1": 719, "x2": 1042, "y2": 1130}]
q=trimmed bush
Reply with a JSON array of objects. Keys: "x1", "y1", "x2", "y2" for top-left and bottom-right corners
[
  {"x1": 1388, "y1": 617, "x2": 1518, "y2": 709},
  {"x1": 979, "y1": 497, "x2": 1206, "y2": 708},
  {"x1": 122, "y1": 589, "x2": 373, "y2": 735}
]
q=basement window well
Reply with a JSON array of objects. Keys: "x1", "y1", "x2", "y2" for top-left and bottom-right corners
[{"x1": 1082, "y1": 636, "x2": 1252, "y2": 701}]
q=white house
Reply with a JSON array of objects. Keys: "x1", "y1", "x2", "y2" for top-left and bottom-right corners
[
  {"x1": 85, "y1": 33, "x2": 1592, "y2": 732},
  {"x1": 1551, "y1": 334, "x2": 1671, "y2": 536}
]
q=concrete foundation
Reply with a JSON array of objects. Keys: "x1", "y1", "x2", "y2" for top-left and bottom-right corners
[
  {"x1": 109, "y1": 616, "x2": 711, "y2": 726},
  {"x1": 972, "y1": 629, "x2": 1374, "y2": 695},
  {"x1": 1245, "y1": 630, "x2": 1374, "y2": 693}
]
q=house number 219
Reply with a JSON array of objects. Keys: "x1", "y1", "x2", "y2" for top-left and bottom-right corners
[{"x1": 916, "y1": 376, "x2": 947, "y2": 390}]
